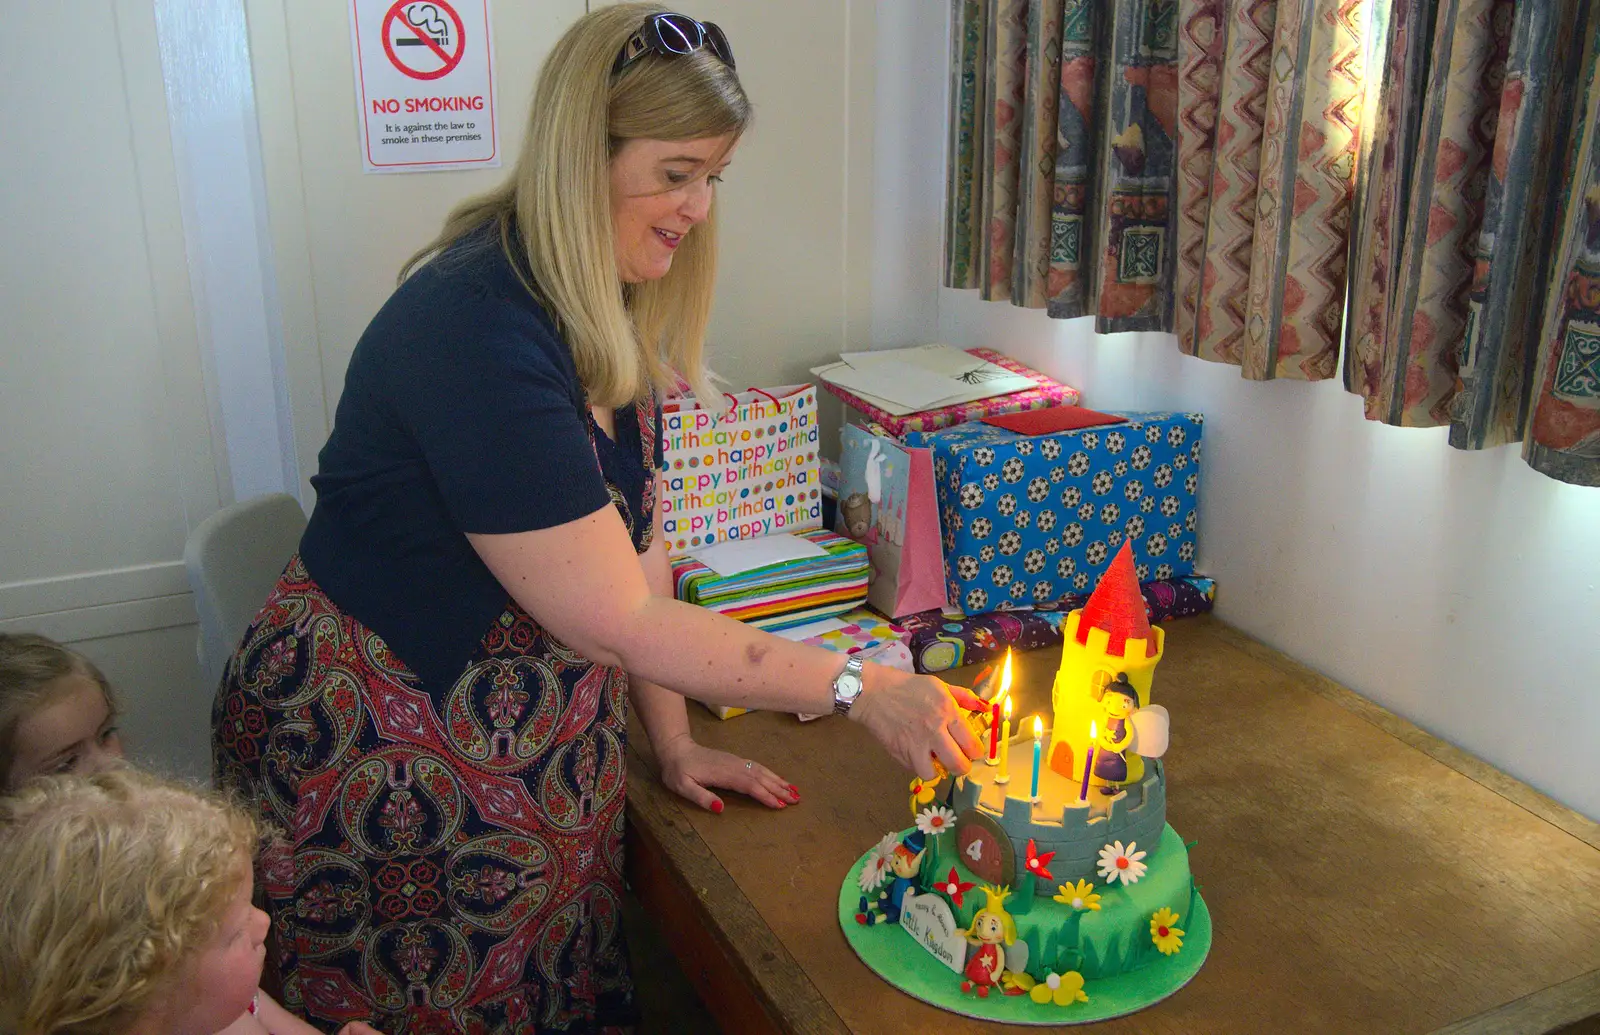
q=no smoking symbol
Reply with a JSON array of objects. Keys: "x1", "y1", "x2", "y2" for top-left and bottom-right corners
[{"x1": 382, "y1": 0, "x2": 465, "y2": 80}]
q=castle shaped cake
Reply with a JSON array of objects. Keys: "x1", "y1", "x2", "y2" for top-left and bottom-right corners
[{"x1": 842, "y1": 541, "x2": 1208, "y2": 1021}]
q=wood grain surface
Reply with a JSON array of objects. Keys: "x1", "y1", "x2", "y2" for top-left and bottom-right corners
[{"x1": 626, "y1": 616, "x2": 1600, "y2": 1034}]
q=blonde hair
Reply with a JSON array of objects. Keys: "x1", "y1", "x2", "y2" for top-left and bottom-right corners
[
  {"x1": 0, "y1": 769, "x2": 260, "y2": 1035},
  {"x1": 964, "y1": 885, "x2": 1018, "y2": 945},
  {"x1": 0, "y1": 633, "x2": 117, "y2": 789},
  {"x1": 403, "y1": 3, "x2": 749, "y2": 407}
]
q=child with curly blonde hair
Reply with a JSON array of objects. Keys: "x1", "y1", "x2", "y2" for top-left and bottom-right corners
[
  {"x1": 0, "y1": 632, "x2": 123, "y2": 791},
  {"x1": 0, "y1": 768, "x2": 382, "y2": 1035}
]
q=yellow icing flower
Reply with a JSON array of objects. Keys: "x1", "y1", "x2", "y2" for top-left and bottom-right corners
[
  {"x1": 1028, "y1": 970, "x2": 1088, "y2": 1006},
  {"x1": 1151, "y1": 907, "x2": 1185, "y2": 955},
  {"x1": 1052, "y1": 879, "x2": 1101, "y2": 911},
  {"x1": 1002, "y1": 970, "x2": 1036, "y2": 992},
  {"x1": 908, "y1": 776, "x2": 937, "y2": 818}
]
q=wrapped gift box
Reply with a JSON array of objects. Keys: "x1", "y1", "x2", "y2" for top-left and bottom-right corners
[
  {"x1": 795, "y1": 607, "x2": 906, "y2": 655},
  {"x1": 671, "y1": 528, "x2": 868, "y2": 632},
  {"x1": 820, "y1": 348, "x2": 1082, "y2": 439},
  {"x1": 905, "y1": 412, "x2": 1204, "y2": 613},
  {"x1": 898, "y1": 575, "x2": 1216, "y2": 674},
  {"x1": 792, "y1": 607, "x2": 914, "y2": 721}
]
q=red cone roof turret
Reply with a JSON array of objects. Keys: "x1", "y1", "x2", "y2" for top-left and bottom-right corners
[{"x1": 1074, "y1": 541, "x2": 1157, "y2": 657}]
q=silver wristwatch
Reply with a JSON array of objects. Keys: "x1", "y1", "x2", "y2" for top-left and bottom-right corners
[{"x1": 832, "y1": 655, "x2": 865, "y2": 716}]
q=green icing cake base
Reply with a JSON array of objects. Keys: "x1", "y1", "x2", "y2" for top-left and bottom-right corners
[{"x1": 839, "y1": 824, "x2": 1211, "y2": 1025}]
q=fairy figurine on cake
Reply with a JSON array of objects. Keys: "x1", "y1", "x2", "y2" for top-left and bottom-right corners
[
  {"x1": 1092, "y1": 674, "x2": 1140, "y2": 785},
  {"x1": 960, "y1": 885, "x2": 1017, "y2": 997}
]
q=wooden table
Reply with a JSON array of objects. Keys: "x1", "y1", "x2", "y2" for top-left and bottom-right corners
[{"x1": 625, "y1": 616, "x2": 1600, "y2": 1034}]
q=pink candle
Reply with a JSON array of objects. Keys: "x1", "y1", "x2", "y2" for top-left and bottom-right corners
[
  {"x1": 1079, "y1": 720, "x2": 1098, "y2": 802},
  {"x1": 996, "y1": 696, "x2": 1014, "y2": 784}
]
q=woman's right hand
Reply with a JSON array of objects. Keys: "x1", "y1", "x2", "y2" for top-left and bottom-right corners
[{"x1": 850, "y1": 670, "x2": 985, "y2": 780}]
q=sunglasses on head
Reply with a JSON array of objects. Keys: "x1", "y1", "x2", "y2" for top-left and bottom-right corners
[{"x1": 613, "y1": 13, "x2": 735, "y2": 76}]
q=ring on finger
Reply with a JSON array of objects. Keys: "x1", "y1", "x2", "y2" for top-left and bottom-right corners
[{"x1": 744, "y1": 760, "x2": 753, "y2": 769}]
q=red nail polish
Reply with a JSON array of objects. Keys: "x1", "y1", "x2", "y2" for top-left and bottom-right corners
[
  {"x1": 788, "y1": 784, "x2": 800, "y2": 795},
  {"x1": 710, "y1": 800, "x2": 723, "y2": 814}
]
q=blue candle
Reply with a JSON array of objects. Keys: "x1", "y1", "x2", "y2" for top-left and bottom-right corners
[{"x1": 1029, "y1": 716, "x2": 1044, "y2": 800}]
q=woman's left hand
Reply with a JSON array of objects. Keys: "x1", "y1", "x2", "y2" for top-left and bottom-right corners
[{"x1": 656, "y1": 734, "x2": 800, "y2": 813}]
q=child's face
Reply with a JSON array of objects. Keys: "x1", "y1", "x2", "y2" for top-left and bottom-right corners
[
  {"x1": 167, "y1": 869, "x2": 269, "y2": 1034},
  {"x1": 7, "y1": 673, "x2": 122, "y2": 790}
]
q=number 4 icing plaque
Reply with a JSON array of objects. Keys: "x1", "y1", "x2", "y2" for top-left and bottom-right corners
[{"x1": 954, "y1": 809, "x2": 1014, "y2": 886}]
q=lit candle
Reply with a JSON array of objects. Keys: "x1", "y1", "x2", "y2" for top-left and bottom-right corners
[
  {"x1": 1079, "y1": 720, "x2": 1098, "y2": 803},
  {"x1": 1029, "y1": 716, "x2": 1044, "y2": 802},
  {"x1": 996, "y1": 696, "x2": 1014, "y2": 784},
  {"x1": 987, "y1": 650, "x2": 1013, "y2": 765}
]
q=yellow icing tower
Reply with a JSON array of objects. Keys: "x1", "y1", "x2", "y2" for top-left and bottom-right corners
[{"x1": 1047, "y1": 541, "x2": 1164, "y2": 787}]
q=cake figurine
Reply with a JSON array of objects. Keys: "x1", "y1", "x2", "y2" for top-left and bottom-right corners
[
  {"x1": 960, "y1": 885, "x2": 1017, "y2": 997},
  {"x1": 840, "y1": 540, "x2": 1210, "y2": 1022},
  {"x1": 1091, "y1": 675, "x2": 1139, "y2": 787},
  {"x1": 856, "y1": 830, "x2": 928, "y2": 926}
]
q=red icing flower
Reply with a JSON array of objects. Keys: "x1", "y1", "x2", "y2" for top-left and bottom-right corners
[
  {"x1": 939, "y1": 867, "x2": 976, "y2": 907},
  {"x1": 1025, "y1": 839, "x2": 1056, "y2": 881}
]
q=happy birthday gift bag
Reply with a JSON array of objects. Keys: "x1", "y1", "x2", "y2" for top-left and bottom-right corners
[{"x1": 660, "y1": 386, "x2": 823, "y2": 555}]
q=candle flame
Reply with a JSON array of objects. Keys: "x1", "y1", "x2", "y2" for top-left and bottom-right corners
[
  {"x1": 1032, "y1": 715, "x2": 1043, "y2": 739},
  {"x1": 1000, "y1": 649, "x2": 1013, "y2": 697},
  {"x1": 1090, "y1": 720, "x2": 1098, "y2": 738},
  {"x1": 1002, "y1": 695, "x2": 1013, "y2": 719}
]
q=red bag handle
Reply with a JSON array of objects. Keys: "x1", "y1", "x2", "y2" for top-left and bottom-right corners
[{"x1": 722, "y1": 387, "x2": 784, "y2": 416}]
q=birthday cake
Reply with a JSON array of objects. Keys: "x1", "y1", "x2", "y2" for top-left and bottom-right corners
[{"x1": 839, "y1": 542, "x2": 1209, "y2": 1024}]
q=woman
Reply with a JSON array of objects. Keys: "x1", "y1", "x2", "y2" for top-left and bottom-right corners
[{"x1": 212, "y1": 6, "x2": 983, "y2": 1033}]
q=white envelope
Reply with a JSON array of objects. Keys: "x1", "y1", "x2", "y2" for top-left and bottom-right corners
[{"x1": 813, "y1": 344, "x2": 1035, "y2": 415}]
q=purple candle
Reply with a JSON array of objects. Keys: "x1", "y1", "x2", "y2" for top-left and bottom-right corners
[{"x1": 1079, "y1": 721, "x2": 1098, "y2": 802}]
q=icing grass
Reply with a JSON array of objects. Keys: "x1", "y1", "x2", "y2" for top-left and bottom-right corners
[
  {"x1": 925, "y1": 823, "x2": 1194, "y2": 979},
  {"x1": 840, "y1": 833, "x2": 1212, "y2": 1025}
]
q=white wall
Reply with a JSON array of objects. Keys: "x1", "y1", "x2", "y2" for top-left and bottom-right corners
[
  {"x1": 250, "y1": 0, "x2": 879, "y2": 482},
  {"x1": 869, "y1": 2, "x2": 1600, "y2": 820},
  {"x1": 0, "y1": 0, "x2": 222, "y2": 778}
]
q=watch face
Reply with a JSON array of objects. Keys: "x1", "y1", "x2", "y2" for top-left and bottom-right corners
[{"x1": 836, "y1": 669, "x2": 863, "y2": 700}]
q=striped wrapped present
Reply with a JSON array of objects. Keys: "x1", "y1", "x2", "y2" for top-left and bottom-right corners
[{"x1": 671, "y1": 529, "x2": 869, "y2": 633}]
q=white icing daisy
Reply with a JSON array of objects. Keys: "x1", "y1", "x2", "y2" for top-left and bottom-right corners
[
  {"x1": 859, "y1": 832, "x2": 900, "y2": 892},
  {"x1": 1096, "y1": 840, "x2": 1148, "y2": 885},
  {"x1": 914, "y1": 805, "x2": 957, "y2": 837}
]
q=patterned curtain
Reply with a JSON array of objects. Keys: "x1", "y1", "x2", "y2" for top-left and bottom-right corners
[
  {"x1": 944, "y1": 0, "x2": 1600, "y2": 486},
  {"x1": 944, "y1": 0, "x2": 1365, "y2": 356},
  {"x1": 1347, "y1": 0, "x2": 1600, "y2": 481},
  {"x1": 946, "y1": 0, "x2": 1188, "y2": 332}
]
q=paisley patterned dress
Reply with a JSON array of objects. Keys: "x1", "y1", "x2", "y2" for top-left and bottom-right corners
[{"x1": 214, "y1": 402, "x2": 657, "y2": 1035}]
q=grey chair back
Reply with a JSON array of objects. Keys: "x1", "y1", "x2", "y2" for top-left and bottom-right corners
[{"x1": 183, "y1": 493, "x2": 307, "y2": 689}]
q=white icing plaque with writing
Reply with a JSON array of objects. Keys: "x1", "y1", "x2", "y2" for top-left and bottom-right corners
[{"x1": 899, "y1": 889, "x2": 967, "y2": 974}]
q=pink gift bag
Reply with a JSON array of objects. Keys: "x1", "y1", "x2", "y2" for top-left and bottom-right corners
[{"x1": 836, "y1": 424, "x2": 948, "y2": 618}]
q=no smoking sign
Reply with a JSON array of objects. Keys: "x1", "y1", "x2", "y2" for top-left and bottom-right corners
[
  {"x1": 383, "y1": 1, "x2": 466, "y2": 80},
  {"x1": 349, "y1": 0, "x2": 499, "y2": 172}
]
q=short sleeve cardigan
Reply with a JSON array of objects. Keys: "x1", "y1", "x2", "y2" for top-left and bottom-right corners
[{"x1": 298, "y1": 225, "x2": 662, "y2": 690}]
